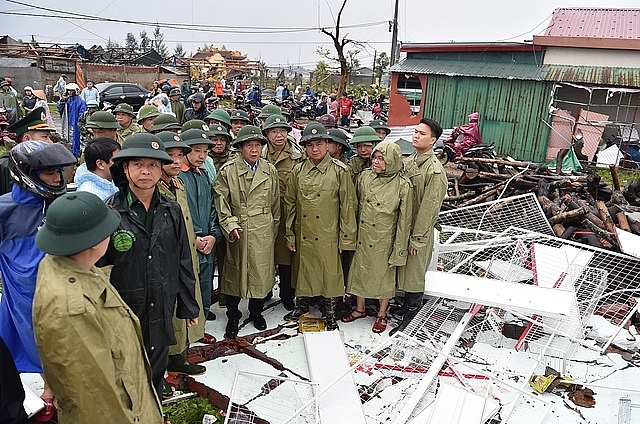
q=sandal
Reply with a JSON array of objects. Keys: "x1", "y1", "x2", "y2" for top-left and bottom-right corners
[
  {"x1": 341, "y1": 309, "x2": 367, "y2": 323},
  {"x1": 372, "y1": 316, "x2": 387, "y2": 333},
  {"x1": 34, "y1": 397, "x2": 57, "y2": 422}
]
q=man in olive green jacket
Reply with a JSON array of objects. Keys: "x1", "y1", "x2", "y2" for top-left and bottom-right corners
[
  {"x1": 214, "y1": 125, "x2": 280, "y2": 339},
  {"x1": 391, "y1": 118, "x2": 448, "y2": 336},
  {"x1": 114, "y1": 103, "x2": 143, "y2": 145},
  {"x1": 261, "y1": 114, "x2": 305, "y2": 310},
  {"x1": 283, "y1": 122, "x2": 357, "y2": 330},
  {"x1": 33, "y1": 191, "x2": 163, "y2": 423}
]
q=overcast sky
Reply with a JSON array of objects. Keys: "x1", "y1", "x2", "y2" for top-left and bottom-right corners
[{"x1": 1, "y1": 0, "x2": 638, "y2": 69}]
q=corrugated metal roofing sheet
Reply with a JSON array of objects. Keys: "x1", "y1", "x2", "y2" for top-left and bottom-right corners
[
  {"x1": 391, "y1": 58, "x2": 640, "y2": 88},
  {"x1": 390, "y1": 58, "x2": 547, "y2": 81},
  {"x1": 545, "y1": 8, "x2": 640, "y2": 40}
]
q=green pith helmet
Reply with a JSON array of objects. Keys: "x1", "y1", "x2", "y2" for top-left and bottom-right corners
[
  {"x1": 229, "y1": 109, "x2": 251, "y2": 123},
  {"x1": 112, "y1": 132, "x2": 173, "y2": 164},
  {"x1": 328, "y1": 128, "x2": 351, "y2": 150},
  {"x1": 262, "y1": 114, "x2": 291, "y2": 134},
  {"x1": 299, "y1": 122, "x2": 330, "y2": 145},
  {"x1": 112, "y1": 103, "x2": 136, "y2": 116},
  {"x1": 182, "y1": 119, "x2": 214, "y2": 136},
  {"x1": 208, "y1": 124, "x2": 232, "y2": 141},
  {"x1": 86, "y1": 99, "x2": 99, "y2": 108},
  {"x1": 86, "y1": 111, "x2": 121, "y2": 129},
  {"x1": 205, "y1": 108, "x2": 232, "y2": 128},
  {"x1": 137, "y1": 105, "x2": 161, "y2": 123},
  {"x1": 368, "y1": 119, "x2": 391, "y2": 135},
  {"x1": 233, "y1": 125, "x2": 267, "y2": 148},
  {"x1": 181, "y1": 128, "x2": 215, "y2": 147},
  {"x1": 6, "y1": 107, "x2": 55, "y2": 136},
  {"x1": 35, "y1": 191, "x2": 121, "y2": 256},
  {"x1": 155, "y1": 131, "x2": 191, "y2": 153},
  {"x1": 257, "y1": 104, "x2": 281, "y2": 119},
  {"x1": 394, "y1": 138, "x2": 416, "y2": 156},
  {"x1": 150, "y1": 113, "x2": 181, "y2": 132},
  {"x1": 169, "y1": 87, "x2": 181, "y2": 96},
  {"x1": 349, "y1": 125, "x2": 380, "y2": 146}
]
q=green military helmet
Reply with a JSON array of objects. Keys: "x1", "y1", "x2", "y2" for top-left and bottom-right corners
[
  {"x1": 229, "y1": 109, "x2": 251, "y2": 123},
  {"x1": 368, "y1": 119, "x2": 391, "y2": 135},
  {"x1": 205, "y1": 108, "x2": 231, "y2": 128},
  {"x1": 233, "y1": 125, "x2": 267, "y2": 148},
  {"x1": 169, "y1": 87, "x2": 181, "y2": 96},
  {"x1": 208, "y1": 124, "x2": 232, "y2": 142},
  {"x1": 112, "y1": 103, "x2": 136, "y2": 116},
  {"x1": 257, "y1": 104, "x2": 281, "y2": 119},
  {"x1": 181, "y1": 128, "x2": 215, "y2": 147},
  {"x1": 328, "y1": 128, "x2": 351, "y2": 150},
  {"x1": 112, "y1": 132, "x2": 172, "y2": 164},
  {"x1": 35, "y1": 191, "x2": 121, "y2": 256},
  {"x1": 137, "y1": 105, "x2": 161, "y2": 123},
  {"x1": 86, "y1": 99, "x2": 100, "y2": 109},
  {"x1": 262, "y1": 114, "x2": 291, "y2": 134},
  {"x1": 299, "y1": 122, "x2": 330, "y2": 145},
  {"x1": 86, "y1": 111, "x2": 121, "y2": 129},
  {"x1": 150, "y1": 113, "x2": 181, "y2": 132},
  {"x1": 349, "y1": 125, "x2": 380, "y2": 146},
  {"x1": 182, "y1": 119, "x2": 214, "y2": 136},
  {"x1": 155, "y1": 131, "x2": 191, "y2": 153}
]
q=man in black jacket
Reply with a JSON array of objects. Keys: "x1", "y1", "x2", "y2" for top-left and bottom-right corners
[{"x1": 100, "y1": 132, "x2": 200, "y2": 399}]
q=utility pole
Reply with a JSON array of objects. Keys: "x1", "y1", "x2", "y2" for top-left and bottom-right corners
[
  {"x1": 390, "y1": 0, "x2": 399, "y2": 66},
  {"x1": 372, "y1": 50, "x2": 377, "y2": 85}
]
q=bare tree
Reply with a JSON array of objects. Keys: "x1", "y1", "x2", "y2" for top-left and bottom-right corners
[{"x1": 319, "y1": 0, "x2": 360, "y2": 97}]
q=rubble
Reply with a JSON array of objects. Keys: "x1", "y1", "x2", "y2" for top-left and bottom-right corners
[{"x1": 441, "y1": 156, "x2": 640, "y2": 252}]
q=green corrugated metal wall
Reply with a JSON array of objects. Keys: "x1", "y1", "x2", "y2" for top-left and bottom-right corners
[{"x1": 422, "y1": 75, "x2": 553, "y2": 162}]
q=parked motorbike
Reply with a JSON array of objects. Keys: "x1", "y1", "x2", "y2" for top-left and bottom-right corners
[
  {"x1": 433, "y1": 137, "x2": 496, "y2": 165},
  {"x1": 234, "y1": 95, "x2": 262, "y2": 126},
  {"x1": 283, "y1": 98, "x2": 316, "y2": 120}
]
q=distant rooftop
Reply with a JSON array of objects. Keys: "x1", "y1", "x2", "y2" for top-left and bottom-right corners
[{"x1": 534, "y1": 8, "x2": 640, "y2": 50}]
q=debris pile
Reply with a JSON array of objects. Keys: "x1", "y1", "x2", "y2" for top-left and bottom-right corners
[{"x1": 442, "y1": 157, "x2": 640, "y2": 253}]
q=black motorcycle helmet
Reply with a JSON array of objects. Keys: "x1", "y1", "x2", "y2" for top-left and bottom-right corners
[{"x1": 9, "y1": 141, "x2": 77, "y2": 199}]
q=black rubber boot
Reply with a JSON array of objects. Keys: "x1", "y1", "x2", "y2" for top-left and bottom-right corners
[
  {"x1": 324, "y1": 297, "x2": 339, "y2": 331},
  {"x1": 167, "y1": 349, "x2": 206, "y2": 375},
  {"x1": 389, "y1": 295, "x2": 408, "y2": 317},
  {"x1": 389, "y1": 292, "x2": 423, "y2": 336},
  {"x1": 278, "y1": 264, "x2": 295, "y2": 311},
  {"x1": 249, "y1": 298, "x2": 267, "y2": 331},
  {"x1": 283, "y1": 297, "x2": 310, "y2": 322},
  {"x1": 225, "y1": 296, "x2": 242, "y2": 339}
]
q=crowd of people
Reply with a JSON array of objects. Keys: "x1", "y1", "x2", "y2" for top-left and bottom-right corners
[{"x1": 0, "y1": 73, "x2": 447, "y2": 423}]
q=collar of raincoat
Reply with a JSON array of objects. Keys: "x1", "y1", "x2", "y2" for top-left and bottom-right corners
[{"x1": 371, "y1": 140, "x2": 403, "y2": 177}]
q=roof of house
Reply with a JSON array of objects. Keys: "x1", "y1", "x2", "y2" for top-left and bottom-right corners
[{"x1": 534, "y1": 8, "x2": 640, "y2": 50}]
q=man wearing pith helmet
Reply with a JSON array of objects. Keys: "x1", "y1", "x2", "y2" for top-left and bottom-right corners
[
  {"x1": 99, "y1": 132, "x2": 200, "y2": 400},
  {"x1": 283, "y1": 122, "x2": 357, "y2": 331},
  {"x1": 33, "y1": 191, "x2": 163, "y2": 423},
  {"x1": 150, "y1": 113, "x2": 182, "y2": 134},
  {"x1": 257, "y1": 104, "x2": 282, "y2": 128},
  {"x1": 261, "y1": 114, "x2": 304, "y2": 311},
  {"x1": 86, "y1": 110, "x2": 121, "y2": 141},
  {"x1": 368, "y1": 119, "x2": 391, "y2": 141},
  {"x1": 137, "y1": 104, "x2": 161, "y2": 133},
  {"x1": 206, "y1": 108, "x2": 232, "y2": 132},
  {"x1": 156, "y1": 131, "x2": 210, "y2": 376},
  {"x1": 214, "y1": 125, "x2": 280, "y2": 339},
  {"x1": 179, "y1": 128, "x2": 223, "y2": 323},
  {"x1": 348, "y1": 125, "x2": 380, "y2": 183},
  {"x1": 229, "y1": 109, "x2": 250, "y2": 138},
  {"x1": 113, "y1": 103, "x2": 143, "y2": 145}
]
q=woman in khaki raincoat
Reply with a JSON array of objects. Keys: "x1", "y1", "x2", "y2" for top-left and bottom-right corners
[
  {"x1": 215, "y1": 125, "x2": 280, "y2": 339},
  {"x1": 343, "y1": 141, "x2": 412, "y2": 333},
  {"x1": 391, "y1": 118, "x2": 448, "y2": 336}
]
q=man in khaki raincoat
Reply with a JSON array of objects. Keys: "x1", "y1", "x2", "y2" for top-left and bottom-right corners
[
  {"x1": 33, "y1": 191, "x2": 163, "y2": 423},
  {"x1": 157, "y1": 131, "x2": 210, "y2": 377},
  {"x1": 283, "y1": 122, "x2": 357, "y2": 330},
  {"x1": 390, "y1": 118, "x2": 448, "y2": 336},
  {"x1": 262, "y1": 114, "x2": 305, "y2": 311},
  {"x1": 343, "y1": 141, "x2": 412, "y2": 334},
  {"x1": 114, "y1": 103, "x2": 143, "y2": 145},
  {"x1": 214, "y1": 125, "x2": 280, "y2": 339}
]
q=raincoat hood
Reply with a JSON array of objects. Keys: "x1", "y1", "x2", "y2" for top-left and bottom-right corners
[
  {"x1": 372, "y1": 141, "x2": 403, "y2": 177},
  {"x1": 468, "y1": 112, "x2": 479, "y2": 122}
]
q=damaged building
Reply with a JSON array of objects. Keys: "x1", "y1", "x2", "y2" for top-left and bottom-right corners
[{"x1": 387, "y1": 7, "x2": 640, "y2": 164}]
